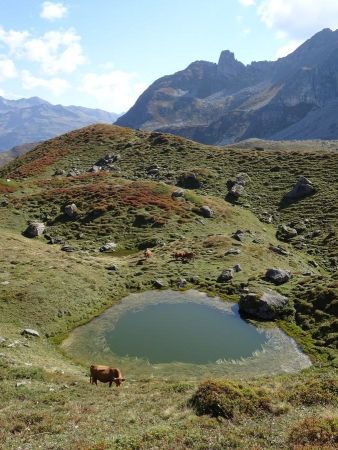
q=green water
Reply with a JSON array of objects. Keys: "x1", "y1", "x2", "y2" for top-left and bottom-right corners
[
  {"x1": 106, "y1": 302, "x2": 267, "y2": 364},
  {"x1": 62, "y1": 290, "x2": 311, "y2": 379}
]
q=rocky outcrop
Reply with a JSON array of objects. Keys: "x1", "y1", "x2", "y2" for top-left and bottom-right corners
[
  {"x1": 265, "y1": 268, "x2": 292, "y2": 285},
  {"x1": 24, "y1": 222, "x2": 45, "y2": 238},
  {"x1": 116, "y1": 29, "x2": 338, "y2": 144},
  {"x1": 227, "y1": 173, "x2": 250, "y2": 199},
  {"x1": 199, "y1": 205, "x2": 214, "y2": 218},
  {"x1": 64, "y1": 203, "x2": 78, "y2": 218},
  {"x1": 283, "y1": 176, "x2": 315, "y2": 201},
  {"x1": 217, "y1": 268, "x2": 234, "y2": 283},
  {"x1": 239, "y1": 290, "x2": 288, "y2": 320},
  {"x1": 21, "y1": 328, "x2": 40, "y2": 337}
]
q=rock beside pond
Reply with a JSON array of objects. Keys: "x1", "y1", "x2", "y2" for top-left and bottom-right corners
[
  {"x1": 21, "y1": 328, "x2": 40, "y2": 337},
  {"x1": 239, "y1": 290, "x2": 288, "y2": 320},
  {"x1": 153, "y1": 279, "x2": 166, "y2": 289},
  {"x1": 265, "y1": 268, "x2": 292, "y2": 285},
  {"x1": 24, "y1": 222, "x2": 45, "y2": 238},
  {"x1": 217, "y1": 268, "x2": 234, "y2": 283}
]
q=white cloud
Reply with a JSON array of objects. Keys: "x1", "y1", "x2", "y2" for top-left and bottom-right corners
[
  {"x1": 275, "y1": 40, "x2": 302, "y2": 58},
  {"x1": 23, "y1": 30, "x2": 85, "y2": 75},
  {"x1": 257, "y1": 0, "x2": 338, "y2": 40},
  {"x1": 0, "y1": 27, "x2": 29, "y2": 53},
  {"x1": 21, "y1": 70, "x2": 70, "y2": 96},
  {"x1": 0, "y1": 56, "x2": 17, "y2": 81},
  {"x1": 79, "y1": 70, "x2": 147, "y2": 112},
  {"x1": 40, "y1": 1, "x2": 67, "y2": 21},
  {"x1": 239, "y1": 0, "x2": 256, "y2": 6},
  {"x1": 0, "y1": 27, "x2": 85, "y2": 75}
]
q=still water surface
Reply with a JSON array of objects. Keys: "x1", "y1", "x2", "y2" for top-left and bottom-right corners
[{"x1": 62, "y1": 290, "x2": 311, "y2": 379}]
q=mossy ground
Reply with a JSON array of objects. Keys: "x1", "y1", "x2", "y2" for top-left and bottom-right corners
[{"x1": 0, "y1": 125, "x2": 337, "y2": 449}]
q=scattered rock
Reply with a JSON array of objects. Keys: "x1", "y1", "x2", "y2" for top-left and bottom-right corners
[
  {"x1": 227, "y1": 172, "x2": 250, "y2": 198},
  {"x1": 178, "y1": 278, "x2": 187, "y2": 288},
  {"x1": 276, "y1": 224, "x2": 298, "y2": 241},
  {"x1": 283, "y1": 176, "x2": 315, "y2": 201},
  {"x1": 106, "y1": 264, "x2": 118, "y2": 271},
  {"x1": 225, "y1": 248, "x2": 241, "y2": 256},
  {"x1": 232, "y1": 229, "x2": 245, "y2": 242},
  {"x1": 177, "y1": 172, "x2": 203, "y2": 189},
  {"x1": 99, "y1": 242, "x2": 117, "y2": 252},
  {"x1": 217, "y1": 268, "x2": 234, "y2": 283},
  {"x1": 64, "y1": 203, "x2": 78, "y2": 218},
  {"x1": 61, "y1": 244, "x2": 75, "y2": 252},
  {"x1": 239, "y1": 290, "x2": 288, "y2": 320},
  {"x1": 265, "y1": 268, "x2": 292, "y2": 285},
  {"x1": 24, "y1": 222, "x2": 45, "y2": 238},
  {"x1": 67, "y1": 168, "x2": 81, "y2": 177},
  {"x1": 88, "y1": 165, "x2": 101, "y2": 173},
  {"x1": 0, "y1": 336, "x2": 6, "y2": 345},
  {"x1": 95, "y1": 154, "x2": 120, "y2": 167},
  {"x1": 53, "y1": 168, "x2": 65, "y2": 176},
  {"x1": 47, "y1": 236, "x2": 65, "y2": 245},
  {"x1": 0, "y1": 198, "x2": 9, "y2": 207},
  {"x1": 233, "y1": 264, "x2": 241, "y2": 272},
  {"x1": 171, "y1": 189, "x2": 184, "y2": 199},
  {"x1": 16, "y1": 381, "x2": 29, "y2": 387},
  {"x1": 268, "y1": 244, "x2": 289, "y2": 256},
  {"x1": 308, "y1": 260, "x2": 319, "y2": 268},
  {"x1": 153, "y1": 279, "x2": 165, "y2": 289},
  {"x1": 21, "y1": 328, "x2": 40, "y2": 337},
  {"x1": 199, "y1": 205, "x2": 214, "y2": 218}
]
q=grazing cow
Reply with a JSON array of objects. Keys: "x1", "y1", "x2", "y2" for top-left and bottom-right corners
[
  {"x1": 144, "y1": 248, "x2": 153, "y2": 258},
  {"x1": 173, "y1": 251, "x2": 194, "y2": 261},
  {"x1": 90, "y1": 365, "x2": 125, "y2": 387}
]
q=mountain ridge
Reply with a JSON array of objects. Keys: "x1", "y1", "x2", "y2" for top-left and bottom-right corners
[
  {"x1": 0, "y1": 95, "x2": 119, "y2": 151},
  {"x1": 116, "y1": 28, "x2": 338, "y2": 144}
]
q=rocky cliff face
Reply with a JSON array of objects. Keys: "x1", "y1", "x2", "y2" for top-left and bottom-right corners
[{"x1": 116, "y1": 29, "x2": 338, "y2": 143}]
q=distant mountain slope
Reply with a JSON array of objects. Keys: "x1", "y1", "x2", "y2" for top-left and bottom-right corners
[
  {"x1": 0, "y1": 142, "x2": 38, "y2": 167},
  {"x1": 116, "y1": 28, "x2": 338, "y2": 144},
  {"x1": 0, "y1": 96, "x2": 119, "y2": 151}
]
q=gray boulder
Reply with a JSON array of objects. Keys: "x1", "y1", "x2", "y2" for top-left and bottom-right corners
[
  {"x1": 228, "y1": 172, "x2": 250, "y2": 198},
  {"x1": 21, "y1": 328, "x2": 40, "y2": 337},
  {"x1": 233, "y1": 263, "x2": 241, "y2": 272},
  {"x1": 24, "y1": 222, "x2": 45, "y2": 238},
  {"x1": 171, "y1": 189, "x2": 184, "y2": 199},
  {"x1": 199, "y1": 205, "x2": 214, "y2": 218},
  {"x1": 217, "y1": 268, "x2": 234, "y2": 283},
  {"x1": 153, "y1": 279, "x2": 165, "y2": 289},
  {"x1": 99, "y1": 242, "x2": 117, "y2": 252},
  {"x1": 265, "y1": 268, "x2": 292, "y2": 285},
  {"x1": 277, "y1": 224, "x2": 298, "y2": 241},
  {"x1": 225, "y1": 248, "x2": 241, "y2": 256},
  {"x1": 239, "y1": 290, "x2": 288, "y2": 320},
  {"x1": 232, "y1": 229, "x2": 245, "y2": 242},
  {"x1": 284, "y1": 176, "x2": 315, "y2": 201},
  {"x1": 64, "y1": 203, "x2": 78, "y2": 218}
]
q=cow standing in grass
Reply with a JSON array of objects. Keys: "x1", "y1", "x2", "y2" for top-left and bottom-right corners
[{"x1": 90, "y1": 365, "x2": 125, "y2": 387}]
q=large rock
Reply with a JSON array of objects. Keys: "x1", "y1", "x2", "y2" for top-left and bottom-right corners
[
  {"x1": 284, "y1": 176, "x2": 315, "y2": 201},
  {"x1": 199, "y1": 205, "x2": 214, "y2": 218},
  {"x1": 99, "y1": 242, "x2": 117, "y2": 252},
  {"x1": 64, "y1": 203, "x2": 78, "y2": 218},
  {"x1": 227, "y1": 172, "x2": 249, "y2": 198},
  {"x1": 21, "y1": 328, "x2": 40, "y2": 337},
  {"x1": 24, "y1": 222, "x2": 45, "y2": 238},
  {"x1": 239, "y1": 290, "x2": 288, "y2": 320},
  {"x1": 265, "y1": 268, "x2": 292, "y2": 285},
  {"x1": 177, "y1": 172, "x2": 203, "y2": 189},
  {"x1": 217, "y1": 268, "x2": 234, "y2": 283},
  {"x1": 276, "y1": 224, "x2": 298, "y2": 241}
]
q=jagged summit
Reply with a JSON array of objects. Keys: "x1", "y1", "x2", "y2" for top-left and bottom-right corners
[{"x1": 116, "y1": 28, "x2": 338, "y2": 144}]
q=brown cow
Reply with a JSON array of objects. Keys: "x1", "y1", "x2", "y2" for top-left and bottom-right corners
[
  {"x1": 90, "y1": 365, "x2": 125, "y2": 387},
  {"x1": 144, "y1": 248, "x2": 153, "y2": 259}
]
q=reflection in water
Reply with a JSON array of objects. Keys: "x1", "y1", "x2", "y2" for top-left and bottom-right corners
[{"x1": 62, "y1": 290, "x2": 311, "y2": 379}]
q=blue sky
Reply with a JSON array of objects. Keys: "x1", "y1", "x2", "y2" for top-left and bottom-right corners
[{"x1": 0, "y1": 0, "x2": 337, "y2": 112}]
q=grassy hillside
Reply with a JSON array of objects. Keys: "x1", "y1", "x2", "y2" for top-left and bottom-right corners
[{"x1": 0, "y1": 125, "x2": 337, "y2": 449}]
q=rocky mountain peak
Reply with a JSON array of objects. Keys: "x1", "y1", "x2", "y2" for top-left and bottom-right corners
[{"x1": 217, "y1": 50, "x2": 245, "y2": 77}]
